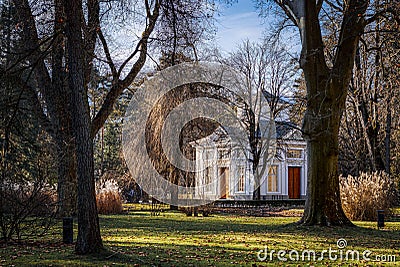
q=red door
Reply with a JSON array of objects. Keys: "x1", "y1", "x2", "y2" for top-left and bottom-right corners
[{"x1": 288, "y1": 167, "x2": 301, "y2": 199}]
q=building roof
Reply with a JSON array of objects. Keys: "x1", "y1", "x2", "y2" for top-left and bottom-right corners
[
  {"x1": 275, "y1": 121, "x2": 301, "y2": 139},
  {"x1": 262, "y1": 90, "x2": 292, "y2": 105},
  {"x1": 191, "y1": 120, "x2": 304, "y2": 149}
]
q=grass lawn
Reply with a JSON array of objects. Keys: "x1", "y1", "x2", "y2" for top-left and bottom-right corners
[{"x1": 0, "y1": 210, "x2": 399, "y2": 266}]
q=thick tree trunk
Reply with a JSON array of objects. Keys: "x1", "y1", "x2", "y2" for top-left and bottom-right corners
[
  {"x1": 293, "y1": 0, "x2": 368, "y2": 226},
  {"x1": 299, "y1": 66, "x2": 354, "y2": 226},
  {"x1": 301, "y1": 123, "x2": 353, "y2": 225},
  {"x1": 64, "y1": 0, "x2": 103, "y2": 254},
  {"x1": 52, "y1": 0, "x2": 77, "y2": 217},
  {"x1": 300, "y1": 81, "x2": 353, "y2": 226},
  {"x1": 301, "y1": 142, "x2": 352, "y2": 225}
]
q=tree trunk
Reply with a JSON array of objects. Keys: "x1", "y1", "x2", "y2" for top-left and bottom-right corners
[
  {"x1": 64, "y1": 0, "x2": 103, "y2": 254},
  {"x1": 301, "y1": 118, "x2": 352, "y2": 225},
  {"x1": 12, "y1": 0, "x2": 78, "y2": 217},
  {"x1": 170, "y1": 169, "x2": 179, "y2": 210},
  {"x1": 53, "y1": 0, "x2": 77, "y2": 217},
  {"x1": 300, "y1": 80, "x2": 353, "y2": 226},
  {"x1": 299, "y1": 66, "x2": 354, "y2": 226},
  {"x1": 384, "y1": 97, "x2": 391, "y2": 175},
  {"x1": 56, "y1": 134, "x2": 77, "y2": 217},
  {"x1": 293, "y1": 0, "x2": 368, "y2": 226},
  {"x1": 252, "y1": 186, "x2": 261, "y2": 201},
  {"x1": 252, "y1": 165, "x2": 261, "y2": 200}
]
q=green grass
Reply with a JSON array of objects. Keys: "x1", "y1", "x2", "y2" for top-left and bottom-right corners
[{"x1": 1, "y1": 211, "x2": 399, "y2": 266}]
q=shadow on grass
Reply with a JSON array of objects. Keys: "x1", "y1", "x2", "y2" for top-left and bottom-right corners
[
  {"x1": 100, "y1": 212, "x2": 399, "y2": 250},
  {"x1": 1, "y1": 212, "x2": 398, "y2": 266}
]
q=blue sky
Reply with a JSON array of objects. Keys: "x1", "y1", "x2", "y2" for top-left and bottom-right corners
[{"x1": 215, "y1": 1, "x2": 265, "y2": 53}]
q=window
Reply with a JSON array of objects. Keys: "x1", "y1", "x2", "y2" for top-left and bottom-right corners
[
  {"x1": 287, "y1": 149, "x2": 302, "y2": 159},
  {"x1": 218, "y1": 149, "x2": 230, "y2": 160},
  {"x1": 204, "y1": 167, "x2": 212, "y2": 185},
  {"x1": 237, "y1": 166, "x2": 245, "y2": 192},
  {"x1": 267, "y1": 165, "x2": 278, "y2": 192}
]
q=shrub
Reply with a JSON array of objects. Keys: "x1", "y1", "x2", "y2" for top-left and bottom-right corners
[
  {"x1": 1, "y1": 184, "x2": 57, "y2": 241},
  {"x1": 96, "y1": 191, "x2": 123, "y2": 215},
  {"x1": 340, "y1": 171, "x2": 398, "y2": 221}
]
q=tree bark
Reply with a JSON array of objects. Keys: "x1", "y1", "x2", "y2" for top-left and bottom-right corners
[
  {"x1": 53, "y1": 0, "x2": 77, "y2": 217},
  {"x1": 170, "y1": 169, "x2": 179, "y2": 210},
  {"x1": 300, "y1": 81, "x2": 353, "y2": 226},
  {"x1": 384, "y1": 95, "x2": 391, "y2": 175},
  {"x1": 295, "y1": 0, "x2": 367, "y2": 226},
  {"x1": 64, "y1": 0, "x2": 103, "y2": 254},
  {"x1": 55, "y1": 133, "x2": 77, "y2": 217},
  {"x1": 252, "y1": 164, "x2": 261, "y2": 200}
]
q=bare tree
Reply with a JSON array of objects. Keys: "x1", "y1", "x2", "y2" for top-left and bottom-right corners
[
  {"x1": 226, "y1": 39, "x2": 298, "y2": 200},
  {"x1": 256, "y1": 0, "x2": 399, "y2": 225},
  {"x1": 8, "y1": 0, "x2": 218, "y2": 253},
  {"x1": 339, "y1": 2, "x2": 400, "y2": 176},
  {"x1": 9, "y1": 0, "x2": 160, "y2": 253}
]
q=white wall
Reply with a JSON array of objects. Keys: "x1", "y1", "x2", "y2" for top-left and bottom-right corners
[{"x1": 194, "y1": 139, "x2": 307, "y2": 200}]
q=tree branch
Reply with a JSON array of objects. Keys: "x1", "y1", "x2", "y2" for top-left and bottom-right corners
[
  {"x1": 98, "y1": 28, "x2": 117, "y2": 79},
  {"x1": 90, "y1": 0, "x2": 161, "y2": 137},
  {"x1": 316, "y1": 0, "x2": 324, "y2": 14},
  {"x1": 332, "y1": 0, "x2": 368, "y2": 87},
  {"x1": 325, "y1": 0, "x2": 343, "y2": 12},
  {"x1": 274, "y1": 0, "x2": 300, "y2": 26},
  {"x1": 365, "y1": 6, "x2": 399, "y2": 25}
]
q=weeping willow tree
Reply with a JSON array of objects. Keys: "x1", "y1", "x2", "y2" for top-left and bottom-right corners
[{"x1": 145, "y1": 52, "x2": 222, "y2": 209}]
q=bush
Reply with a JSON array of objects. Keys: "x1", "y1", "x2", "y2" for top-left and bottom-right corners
[
  {"x1": 340, "y1": 171, "x2": 398, "y2": 221},
  {"x1": 1, "y1": 184, "x2": 57, "y2": 241},
  {"x1": 96, "y1": 191, "x2": 123, "y2": 215}
]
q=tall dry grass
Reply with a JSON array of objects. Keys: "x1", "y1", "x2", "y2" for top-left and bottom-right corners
[
  {"x1": 96, "y1": 191, "x2": 123, "y2": 215},
  {"x1": 340, "y1": 171, "x2": 397, "y2": 221}
]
